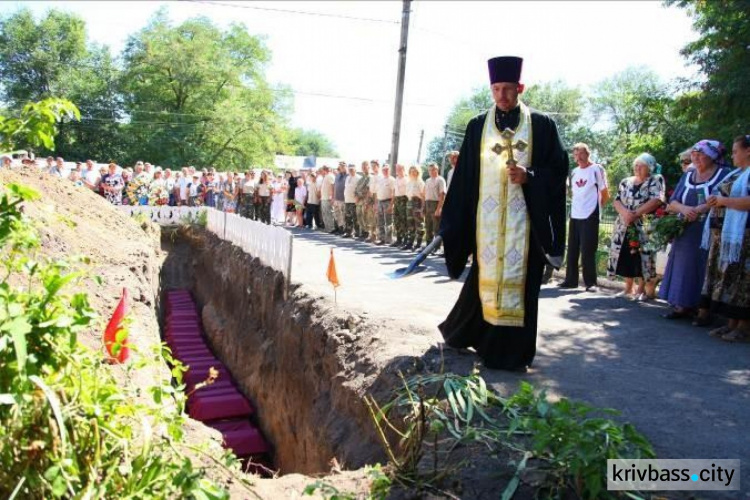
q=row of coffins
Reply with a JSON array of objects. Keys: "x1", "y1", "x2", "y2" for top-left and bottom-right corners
[{"x1": 164, "y1": 289, "x2": 271, "y2": 474}]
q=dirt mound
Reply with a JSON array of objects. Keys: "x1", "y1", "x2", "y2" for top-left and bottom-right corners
[
  {"x1": 0, "y1": 170, "x2": 375, "y2": 498},
  {"x1": 1, "y1": 170, "x2": 162, "y2": 367}
]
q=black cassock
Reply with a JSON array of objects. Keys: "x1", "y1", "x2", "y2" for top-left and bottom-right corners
[{"x1": 438, "y1": 105, "x2": 569, "y2": 371}]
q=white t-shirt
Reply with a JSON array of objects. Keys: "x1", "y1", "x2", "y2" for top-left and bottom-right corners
[
  {"x1": 306, "y1": 179, "x2": 319, "y2": 204},
  {"x1": 294, "y1": 185, "x2": 307, "y2": 205},
  {"x1": 376, "y1": 175, "x2": 396, "y2": 201},
  {"x1": 395, "y1": 176, "x2": 408, "y2": 197},
  {"x1": 570, "y1": 163, "x2": 607, "y2": 219},
  {"x1": 344, "y1": 175, "x2": 358, "y2": 203},
  {"x1": 85, "y1": 170, "x2": 100, "y2": 189},
  {"x1": 178, "y1": 177, "x2": 190, "y2": 200},
  {"x1": 406, "y1": 178, "x2": 425, "y2": 199},
  {"x1": 242, "y1": 178, "x2": 256, "y2": 194},
  {"x1": 369, "y1": 173, "x2": 380, "y2": 196},
  {"x1": 425, "y1": 176, "x2": 446, "y2": 201},
  {"x1": 321, "y1": 173, "x2": 335, "y2": 201}
]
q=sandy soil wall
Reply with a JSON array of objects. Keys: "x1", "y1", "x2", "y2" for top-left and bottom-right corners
[{"x1": 176, "y1": 228, "x2": 402, "y2": 474}]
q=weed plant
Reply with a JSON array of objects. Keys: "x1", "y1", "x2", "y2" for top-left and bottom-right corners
[
  {"x1": 0, "y1": 183, "x2": 240, "y2": 498},
  {"x1": 367, "y1": 366, "x2": 655, "y2": 500}
]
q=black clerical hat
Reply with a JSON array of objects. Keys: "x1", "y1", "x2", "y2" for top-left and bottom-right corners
[{"x1": 487, "y1": 56, "x2": 523, "y2": 84}]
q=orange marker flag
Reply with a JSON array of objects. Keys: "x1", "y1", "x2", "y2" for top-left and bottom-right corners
[
  {"x1": 103, "y1": 288, "x2": 130, "y2": 363},
  {"x1": 327, "y1": 248, "x2": 340, "y2": 288}
]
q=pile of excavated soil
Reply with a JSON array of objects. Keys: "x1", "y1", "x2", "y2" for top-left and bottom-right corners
[
  {"x1": 0, "y1": 170, "x2": 374, "y2": 498},
  {"x1": 0, "y1": 169, "x2": 166, "y2": 390}
]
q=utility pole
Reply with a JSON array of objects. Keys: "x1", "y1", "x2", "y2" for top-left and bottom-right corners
[
  {"x1": 389, "y1": 0, "x2": 411, "y2": 170},
  {"x1": 416, "y1": 129, "x2": 424, "y2": 164}
]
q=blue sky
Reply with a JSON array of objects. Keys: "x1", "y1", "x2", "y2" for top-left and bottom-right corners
[{"x1": 2, "y1": 1, "x2": 698, "y2": 163}]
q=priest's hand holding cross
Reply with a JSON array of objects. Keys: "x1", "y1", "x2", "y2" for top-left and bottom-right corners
[{"x1": 492, "y1": 128, "x2": 529, "y2": 184}]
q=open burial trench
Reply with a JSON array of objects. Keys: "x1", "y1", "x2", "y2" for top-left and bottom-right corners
[{"x1": 159, "y1": 226, "x2": 408, "y2": 475}]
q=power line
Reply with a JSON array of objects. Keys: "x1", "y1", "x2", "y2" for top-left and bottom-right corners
[{"x1": 179, "y1": 0, "x2": 400, "y2": 24}]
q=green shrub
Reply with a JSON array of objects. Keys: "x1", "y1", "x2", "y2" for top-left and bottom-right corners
[{"x1": 0, "y1": 183, "x2": 236, "y2": 499}]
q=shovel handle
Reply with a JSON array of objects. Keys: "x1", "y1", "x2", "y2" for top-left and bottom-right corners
[{"x1": 404, "y1": 235, "x2": 443, "y2": 274}]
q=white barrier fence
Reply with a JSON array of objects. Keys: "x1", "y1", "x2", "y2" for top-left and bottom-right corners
[
  {"x1": 208, "y1": 211, "x2": 293, "y2": 283},
  {"x1": 121, "y1": 206, "x2": 293, "y2": 283},
  {"x1": 119, "y1": 205, "x2": 204, "y2": 224}
]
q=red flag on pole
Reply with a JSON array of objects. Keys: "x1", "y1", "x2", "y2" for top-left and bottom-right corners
[{"x1": 103, "y1": 288, "x2": 130, "y2": 363}]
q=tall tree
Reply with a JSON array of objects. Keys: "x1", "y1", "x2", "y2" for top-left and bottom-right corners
[
  {"x1": 667, "y1": 0, "x2": 750, "y2": 141},
  {"x1": 121, "y1": 10, "x2": 287, "y2": 168},
  {"x1": 0, "y1": 8, "x2": 124, "y2": 161},
  {"x1": 589, "y1": 67, "x2": 695, "y2": 185},
  {"x1": 0, "y1": 9, "x2": 88, "y2": 107},
  {"x1": 424, "y1": 86, "x2": 493, "y2": 167},
  {"x1": 425, "y1": 81, "x2": 585, "y2": 166}
]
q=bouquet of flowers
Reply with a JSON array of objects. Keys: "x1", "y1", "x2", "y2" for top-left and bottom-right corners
[
  {"x1": 149, "y1": 184, "x2": 169, "y2": 206},
  {"x1": 126, "y1": 179, "x2": 150, "y2": 205},
  {"x1": 645, "y1": 213, "x2": 686, "y2": 253}
]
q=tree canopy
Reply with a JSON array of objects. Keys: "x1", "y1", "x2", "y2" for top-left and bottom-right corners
[
  {"x1": 667, "y1": 0, "x2": 750, "y2": 141},
  {"x1": 0, "y1": 7, "x2": 335, "y2": 169}
]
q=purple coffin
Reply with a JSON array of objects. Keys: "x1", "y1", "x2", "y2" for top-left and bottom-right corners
[{"x1": 188, "y1": 391, "x2": 254, "y2": 421}]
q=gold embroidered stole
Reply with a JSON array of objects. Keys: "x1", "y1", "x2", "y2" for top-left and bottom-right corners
[{"x1": 476, "y1": 103, "x2": 533, "y2": 327}]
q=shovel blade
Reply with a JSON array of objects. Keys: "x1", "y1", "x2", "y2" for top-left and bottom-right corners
[{"x1": 388, "y1": 265, "x2": 427, "y2": 279}]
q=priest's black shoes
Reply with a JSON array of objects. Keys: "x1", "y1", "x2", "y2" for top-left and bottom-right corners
[{"x1": 558, "y1": 282, "x2": 577, "y2": 289}]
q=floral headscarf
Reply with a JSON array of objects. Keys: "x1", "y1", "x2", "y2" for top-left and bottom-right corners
[
  {"x1": 634, "y1": 153, "x2": 661, "y2": 174},
  {"x1": 692, "y1": 139, "x2": 726, "y2": 164}
]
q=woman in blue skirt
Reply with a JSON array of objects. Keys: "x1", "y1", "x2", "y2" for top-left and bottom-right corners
[{"x1": 659, "y1": 140, "x2": 730, "y2": 319}]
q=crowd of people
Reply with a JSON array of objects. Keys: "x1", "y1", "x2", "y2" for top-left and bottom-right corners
[
  {"x1": 3, "y1": 133, "x2": 749, "y2": 343},
  {"x1": 281, "y1": 156, "x2": 455, "y2": 253},
  {"x1": 560, "y1": 136, "x2": 750, "y2": 344},
  {"x1": 1, "y1": 153, "x2": 459, "y2": 255}
]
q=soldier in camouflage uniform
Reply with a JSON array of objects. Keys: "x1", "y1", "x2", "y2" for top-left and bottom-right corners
[
  {"x1": 343, "y1": 164, "x2": 359, "y2": 237},
  {"x1": 404, "y1": 165, "x2": 426, "y2": 250},
  {"x1": 354, "y1": 161, "x2": 370, "y2": 239},
  {"x1": 391, "y1": 164, "x2": 409, "y2": 247}
]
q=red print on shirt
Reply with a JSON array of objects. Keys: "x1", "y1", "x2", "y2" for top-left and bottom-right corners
[{"x1": 575, "y1": 178, "x2": 587, "y2": 188}]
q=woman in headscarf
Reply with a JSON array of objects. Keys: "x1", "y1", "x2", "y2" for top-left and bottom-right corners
[
  {"x1": 608, "y1": 153, "x2": 666, "y2": 300},
  {"x1": 678, "y1": 148, "x2": 694, "y2": 173},
  {"x1": 660, "y1": 140, "x2": 731, "y2": 319},
  {"x1": 698, "y1": 135, "x2": 750, "y2": 341}
]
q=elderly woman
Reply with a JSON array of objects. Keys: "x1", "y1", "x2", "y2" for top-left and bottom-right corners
[
  {"x1": 608, "y1": 153, "x2": 666, "y2": 300},
  {"x1": 678, "y1": 148, "x2": 694, "y2": 173},
  {"x1": 222, "y1": 172, "x2": 239, "y2": 213},
  {"x1": 698, "y1": 135, "x2": 750, "y2": 341},
  {"x1": 101, "y1": 163, "x2": 124, "y2": 205},
  {"x1": 660, "y1": 140, "x2": 731, "y2": 319}
]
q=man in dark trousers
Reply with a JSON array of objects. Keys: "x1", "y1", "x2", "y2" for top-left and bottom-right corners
[
  {"x1": 559, "y1": 143, "x2": 609, "y2": 291},
  {"x1": 438, "y1": 56, "x2": 568, "y2": 372}
]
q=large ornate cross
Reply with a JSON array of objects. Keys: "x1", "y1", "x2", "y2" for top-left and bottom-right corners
[{"x1": 491, "y1": 128, "x2": 528, "y2": 167}]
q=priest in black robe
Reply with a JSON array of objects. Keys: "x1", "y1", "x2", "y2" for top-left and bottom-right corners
[{"x1": 438, "y1": 56, "x2": 569, "y2": 372}]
